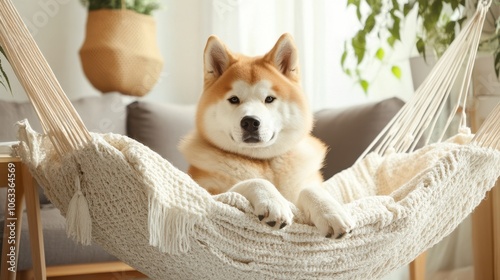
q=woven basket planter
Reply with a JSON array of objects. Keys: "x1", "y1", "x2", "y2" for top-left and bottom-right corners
[{"x1": 79, "y1": 9, "x2": 163, "y2": 97}]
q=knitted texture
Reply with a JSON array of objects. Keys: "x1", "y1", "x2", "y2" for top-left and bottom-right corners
[{"x1": 15, "y1": 121, "x2": 500, "y2": 280}]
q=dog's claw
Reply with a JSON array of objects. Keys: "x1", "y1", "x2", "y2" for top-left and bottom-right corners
[
  {"x1": 258, "y1": 215, "x2": 265, "y2": 221},
  {"x1": 325, "y1": 231, "x2": 349, "y2": 239},
  {"x1": 266, "y1": 221, "x2": 276, "y2": 227},
  {"x1": 279, "y1": 222, "x2": 287, "y2": 229}
]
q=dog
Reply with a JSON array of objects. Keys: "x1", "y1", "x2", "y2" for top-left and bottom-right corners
[{"x1": 179, "y1": 33, "x2": 354, "y2": 239}]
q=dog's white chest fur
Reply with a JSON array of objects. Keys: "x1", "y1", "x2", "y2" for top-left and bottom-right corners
[{"x1": 180, "y1": 132, "x2": 324, "y2": 203}]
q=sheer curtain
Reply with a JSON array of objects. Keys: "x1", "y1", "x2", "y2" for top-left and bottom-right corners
[{"x1": 201, "y1": 0, "x2": 347, "y2": 110}]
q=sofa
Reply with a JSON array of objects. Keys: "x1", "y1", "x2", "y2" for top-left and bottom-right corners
[{"x1": 0, "y1": 93, "x2": 404, "y2": 274}]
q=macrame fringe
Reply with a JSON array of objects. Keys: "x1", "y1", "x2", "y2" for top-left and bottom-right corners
[
  {"x1": 65, "y1": 176, "x2": 92, "y2": 245},
  {"x1": 148, "y1": 194, "x2": 196, "y2": 254}
]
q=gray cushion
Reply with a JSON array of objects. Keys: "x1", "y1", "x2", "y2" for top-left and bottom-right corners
[
  {"x1": 127, "y1": 98, "x2": 404, "y2": 181},
  {"x1": 127, "y1": 101, "x2": 196, "y2": 173},
  {"x1": 313, "y1": 97, "x2": 404, "y2": 179},
  {"x1": 0, "y1": 93, "x2": 127, "y2": 142}
]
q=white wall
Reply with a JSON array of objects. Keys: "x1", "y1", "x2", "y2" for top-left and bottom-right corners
[{"x1": 148, "y1": 0, "x2": 205, "y2": 104}]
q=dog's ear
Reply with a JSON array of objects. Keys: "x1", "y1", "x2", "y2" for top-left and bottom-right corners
[
  {"x1": 204, "y1": 35, "x2": 232, "y2": 79},
  {"x1": 264, "y1": 33, "x2": 299, "y2": 80}
]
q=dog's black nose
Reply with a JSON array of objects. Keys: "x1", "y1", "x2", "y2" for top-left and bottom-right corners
[{"x1": 240, "y1": 116, "x2": 260, "y2": 132}]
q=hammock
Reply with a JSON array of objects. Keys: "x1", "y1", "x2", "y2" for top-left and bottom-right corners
[{"x1": 1, "y1": 0, "x2": 499, "y2": 278}]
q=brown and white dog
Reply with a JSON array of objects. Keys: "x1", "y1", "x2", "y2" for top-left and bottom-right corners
[{"x1": 179, "y1": 33, "x2": 354, "y2": 238}]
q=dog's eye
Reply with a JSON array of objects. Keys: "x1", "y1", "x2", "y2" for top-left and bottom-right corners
[
  {"x1": 265, "y1": 96, "x2": 276, "y2": 103},
  {"x1": 228, "y1": 96, "x2": 240, "y2": 104}
]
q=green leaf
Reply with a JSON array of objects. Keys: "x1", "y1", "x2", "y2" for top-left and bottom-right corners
[
  {"x1": 431, "y1": 1, "x2": 444, "y2": 15},
  {"x1": 391, "y1": 65, "x2": 402, "y2": 79},
  {"x1": 0, "y1": 46, "x2": 12, "y2": 95},
  {"x1": 445, "y1": 21, "x2": 456, "y2": 34},
  {"x1": 341, "y1": 50, "x2": 348, "y2": 67},
  {"x1": 387, "y1": 36, "x2": 396, "y2": 48},
  {"x1": 494, "y1": 47, "x2": 500, "y2": 79},
  {"x1": 347, "y1": 0, "x2": 360, "y2": 7},
  {"x1": 365, "y1": 14, "x2": 376, "y2": 33},
  {"x1": 83, "y1": 0, "x2": 160, "y2": 15},
  {"x1": 416, "y1": 37, "x2": 426, "y2": 59},
  {"x1": 444, "y1": 21, "x2": 457, "y2": 46},
  {"x1": 424, "y1": 1, "x2": 443, "y2": 32},
  {"x1": 450, "y1": 0, "x2": 462, "y2": 10},
  {"x1": 352, "y1": 31, "x2": 367, "y2": 64},
  {"x1": 369, "y1": 0, "x2": 383, "y2": 14},
  {"x1": 389, "y1": 15, "x2": 401, "y2": 41},
  {"x1": 0, "y1": 46, "x2": 8, "y2": 61},
  {"x1": 356, "y1": 7, "x2": 362, "y2": 21},
  {"x1": 360, "y1": 79, "x2": 369, "y2": 93},
  {"x1": 0, "y1": 80, "x2": 7, "y2": 90},
  {"x1": 391, "y1": 0, "x2": 399, "y2": 9},
  {"x1": 375, "y1": 48, "x2": 385, "y2": 60},
  {"x1": 418, "y1": 0, "x2": 428, "y2": 14}
]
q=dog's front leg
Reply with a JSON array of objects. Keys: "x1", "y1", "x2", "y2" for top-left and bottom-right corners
[
  {"x1": 298, "y1": 186, "x2": 355, "y2": 239},
  {"x1": 230, "y1": 178, "x2": 294, "y2": 229}
]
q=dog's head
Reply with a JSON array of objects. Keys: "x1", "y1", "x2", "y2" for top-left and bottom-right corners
[{"x1": 196, "y1": 33, "x2": 313, "y2": 159}]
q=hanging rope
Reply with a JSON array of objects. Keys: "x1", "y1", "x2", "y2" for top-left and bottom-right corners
[
  {"x1": 357, "y1": 0, "x2": 493, "y2": 160},
  {"x1": 0, "y1": 0, "x2": 91, "y2": 156},
  {"x1": 472, "y1": 103, "x2": 500, "y2": 149}
]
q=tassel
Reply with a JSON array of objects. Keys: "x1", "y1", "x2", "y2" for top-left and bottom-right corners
[
  {"x1": 66, "y1": 176, "x2": 92, "y2": 245},
  {"x1": 148, "y1": 194, "x2": 197, "y2": 254}
]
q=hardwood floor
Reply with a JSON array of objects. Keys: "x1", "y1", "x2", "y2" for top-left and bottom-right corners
[{"x1": 17, "y1": 261, "x2": 148, "y2": 280}]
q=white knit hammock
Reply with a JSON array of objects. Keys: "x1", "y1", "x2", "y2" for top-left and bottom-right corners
[{"x1": 1, "y1": 0, "x2": 500, "y2": 279}]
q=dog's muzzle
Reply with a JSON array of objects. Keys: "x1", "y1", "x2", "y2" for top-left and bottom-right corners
[{"x1": 241, "y1": 116, "x2": 261, "y2": 143}]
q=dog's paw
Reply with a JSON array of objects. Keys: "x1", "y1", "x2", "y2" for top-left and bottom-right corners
[
  {"x1": 254, "y1": 195, "x2": 293, "y2": 229},
  {"x1": 230, "y1": 178, "x2": 294, "y2": 230},
  {"x1": 253, "y1": 195, "x2": 294, "y2": 230},
  {"x1": 310, "y1": 203, "x2": 354, "y2": 239},
  {"x1": 299, "y1": 187, "x2": 355, "y2": 239}
]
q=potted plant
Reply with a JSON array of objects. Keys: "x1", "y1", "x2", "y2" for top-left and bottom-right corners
[
  {"x1": 342, "y1": 0, "x2": 499, "y2": 93},
  {"x1": 79, "y1": 0, "x2": 163, "y2": 97}
]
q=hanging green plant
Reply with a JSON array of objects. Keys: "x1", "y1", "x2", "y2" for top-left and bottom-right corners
[{"x1": 341, "y1": 0, "x2": 472, "y2": 94}]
